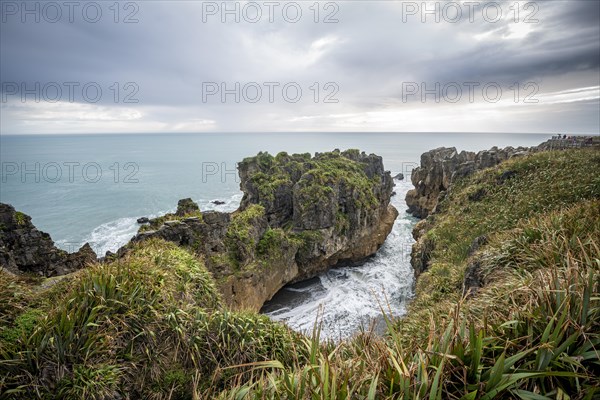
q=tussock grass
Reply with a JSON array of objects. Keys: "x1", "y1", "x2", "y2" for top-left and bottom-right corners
[
  {"x1": 0, "y1": 239, "x2": 302, "y2": 399},
  {"x1": 401, "y1": 149, "x2": 600, "y2": 344},
  {"x1": 216, "y1": 240, "x2": 599, "y2": 399},
  {"x1": 1, "y1": 149, "x2": 598, "y2": 399}
]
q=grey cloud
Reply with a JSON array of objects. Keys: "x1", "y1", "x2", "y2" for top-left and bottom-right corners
[{"x1": 0, "y1": 0, "x2": 598, "y2": 133}]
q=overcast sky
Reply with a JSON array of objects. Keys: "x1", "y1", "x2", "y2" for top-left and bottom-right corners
[{"x1": 1, "y1": 0, "x2": 599, "y2": 134}]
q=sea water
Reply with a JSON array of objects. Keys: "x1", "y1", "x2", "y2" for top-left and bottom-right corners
[{"x1": 0, "y1": 132, "x2": 548, "y2": 338}]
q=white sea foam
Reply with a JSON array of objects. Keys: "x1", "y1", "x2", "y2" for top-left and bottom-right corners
[
  {"x1": 71, "y1": 192, "x2": 243, "y2": 256},
  {"x1": 62, "y1": 181, "x2": 414, "y2": 341},
  {"x1": 263, "y1": 180, "x2": 416, "y2": 340}
]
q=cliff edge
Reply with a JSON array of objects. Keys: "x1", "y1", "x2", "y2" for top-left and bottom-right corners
[{"x1": 124, "y1": 149, "x2": 398, "y2": 310}]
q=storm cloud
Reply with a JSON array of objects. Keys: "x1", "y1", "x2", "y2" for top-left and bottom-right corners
[{"x1": 1, "y1": 0, "x2": 599, "y2": 134}]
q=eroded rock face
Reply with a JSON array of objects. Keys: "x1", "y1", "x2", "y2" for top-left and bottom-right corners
[
  {"x1": 405, "y1": 145, "x2": 533, "y2": 218},
  {"x1": 127, "y1": 150, "x2": 398, "y2": 311},
  {"x1": 406, "y1": 144, "x2": 538, "y2": 279},
  {"x1": 0, "y1": 203, "x2": 97, "y2": 276}
]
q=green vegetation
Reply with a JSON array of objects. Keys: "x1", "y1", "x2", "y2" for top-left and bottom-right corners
[
  {"x1": 402, "y1": 149, "x2": 600, "y2": 343},
  {"x1": 1, "y1": 149, "x2": 598, "y2": 399},
  {"x1": 244, "y1": 149, "x2": 378, "y2": 222},
  {"x1": 225, "y1": 204, "x2": 266, "y2": 266},
  {"x1": 296, "y1": 150, "x2": 378, "y2": 209},
  {"x1": 256, "y1": 228, "x2": 302, "y2": 268},
  {"x1": 14, "y1": 211, "x2": 27, "y2": 226},
  {"x1": 139, "y1": 209, "x2": 203, "y2": 232},
  {"x1": 245, "y1": 152, "x2": 304, "y2": 202},
  {"x1": 0, "y1": 239, "x2": 302, "y2": 398}
]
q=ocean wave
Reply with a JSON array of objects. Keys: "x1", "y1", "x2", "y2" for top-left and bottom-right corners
[
  {"x1": 66, "y1": 192, "x2": 243, "y2": 257},
  {"x1": 263, "y1": 180, "x2": 416, "y2": 340}
]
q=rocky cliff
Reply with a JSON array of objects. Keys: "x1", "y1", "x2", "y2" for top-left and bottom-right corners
[
  {"x1": 405, "y1": 145, "x2": 531, "y2": 218},
  {"x1": 406, "y1": 137, "x2": 600, "y2": 220},
  {"x1": 123, "y1": 149, "x2": 397, "y2": 310},
  {"x1": 0, "y1": 150, "x2": 397, "y2": 310},
  {"x1": 0, "y1": 203, "x2": 97, "y2": 276}
]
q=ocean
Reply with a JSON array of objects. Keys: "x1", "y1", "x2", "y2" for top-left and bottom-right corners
[{"x1": 0, "y1": 132, "x2": 550, "y2": 338}]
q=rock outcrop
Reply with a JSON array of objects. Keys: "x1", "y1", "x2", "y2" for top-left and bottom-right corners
[
  {"x1": 0, "y1": 203, "x2": 97, "y2": 276},
  {"x1": 1, "y1": 149, "x2": 397, "y2": 310},
  {"x1": 125, "y1": 149, "x2": 397, "y2": 310},
  {"x1": 175, "y1": 198, "x2": 200, "y2": 216},
  {"x1": 406, "y1": 144, "x2": 537, "y2": 279},
  {"x1": 405, "y1": 145, "x2": 532, "y2": 218}
]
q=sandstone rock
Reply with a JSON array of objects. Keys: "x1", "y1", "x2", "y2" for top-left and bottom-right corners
[{"x1": 410, "y1": 235, "x2": 434, "y2": 277}]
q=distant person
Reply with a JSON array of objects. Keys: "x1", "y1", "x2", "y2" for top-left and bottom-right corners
[{"x1": 563, "y1": 134, "x2": 567, "y2": 139}]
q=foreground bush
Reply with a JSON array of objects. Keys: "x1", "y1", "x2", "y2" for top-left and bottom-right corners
[
  {"x1": 218, "y1": 238, "x2": 599, "y2": 399},
  {"x1": 0, "y1": 239, "x2": 302, "y2": 399},
  {"x1": 1, "y1": 150, "x2": 598, "y2": 399}
]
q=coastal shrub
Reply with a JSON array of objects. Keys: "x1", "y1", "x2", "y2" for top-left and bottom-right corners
[
  {"x1": 139, "y1": 209, "x2": 203, "y2": 233},
  {"x1": 13, "y1": 212, "x2": 27, "y2": 226},
  {"x1": 225, "y1": 204, "x2": 266, "y2": 266},
  {"x1": 256, "y1": 228, "x2": 302, "y2": 268},
  {"x1": 0, "y1": 239, "x2": 305, "y2": 398},
  {"x1": 401, "y1": 149, "x2": 600, "y2": 343}
]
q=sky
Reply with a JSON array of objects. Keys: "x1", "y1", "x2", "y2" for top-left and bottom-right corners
[{"x1": 1, "y1": 0, "x2": 599, "y2": 134}]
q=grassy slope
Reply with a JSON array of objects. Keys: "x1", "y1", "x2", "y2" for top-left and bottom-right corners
[
  {"x1": 1, "y1": 149, "x2": 598, "y2": 399},
  {"x1": 219, "y1": 149, "x2": 600, "y2": 399},
  {"x1": 400, "y1": 149, "x2": 600, "y2": 342},
  {"x1": 0, "y1": 239, "x2": 303, "y2": 399}
]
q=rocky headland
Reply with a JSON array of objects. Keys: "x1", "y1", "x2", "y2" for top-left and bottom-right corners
[
  {"x1": 405, "y1": 145, "x2": 531, "y2": 219},
  {"x1": 1, "y1": 149, "x2": 397, "y2": 312},
  {"x1": 0, "y1": 203, "x2": 96, "y2": 277},
  {"x1": 125, "y1": 149, "x2": 397, "y2": 310},
  {"x1": 406, "y1": 136, "x2": 599, "y2": 220}
]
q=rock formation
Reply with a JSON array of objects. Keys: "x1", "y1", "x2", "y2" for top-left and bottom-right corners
[
  {"x1": 0, "y1": 203, "x2": 97, "y2": 276},
  {"x1": 124, "y1": 149, "x2": 398, "y2": 310},
  {"x1": 406, "y1": 144, "x2": 537, "y2": 279},
  {"x1": 405, "y1": 145, "x2": 532, "y2": 218},
  {"x1": 0, "y1": 149, "x2": 397, "y2": 310}
]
